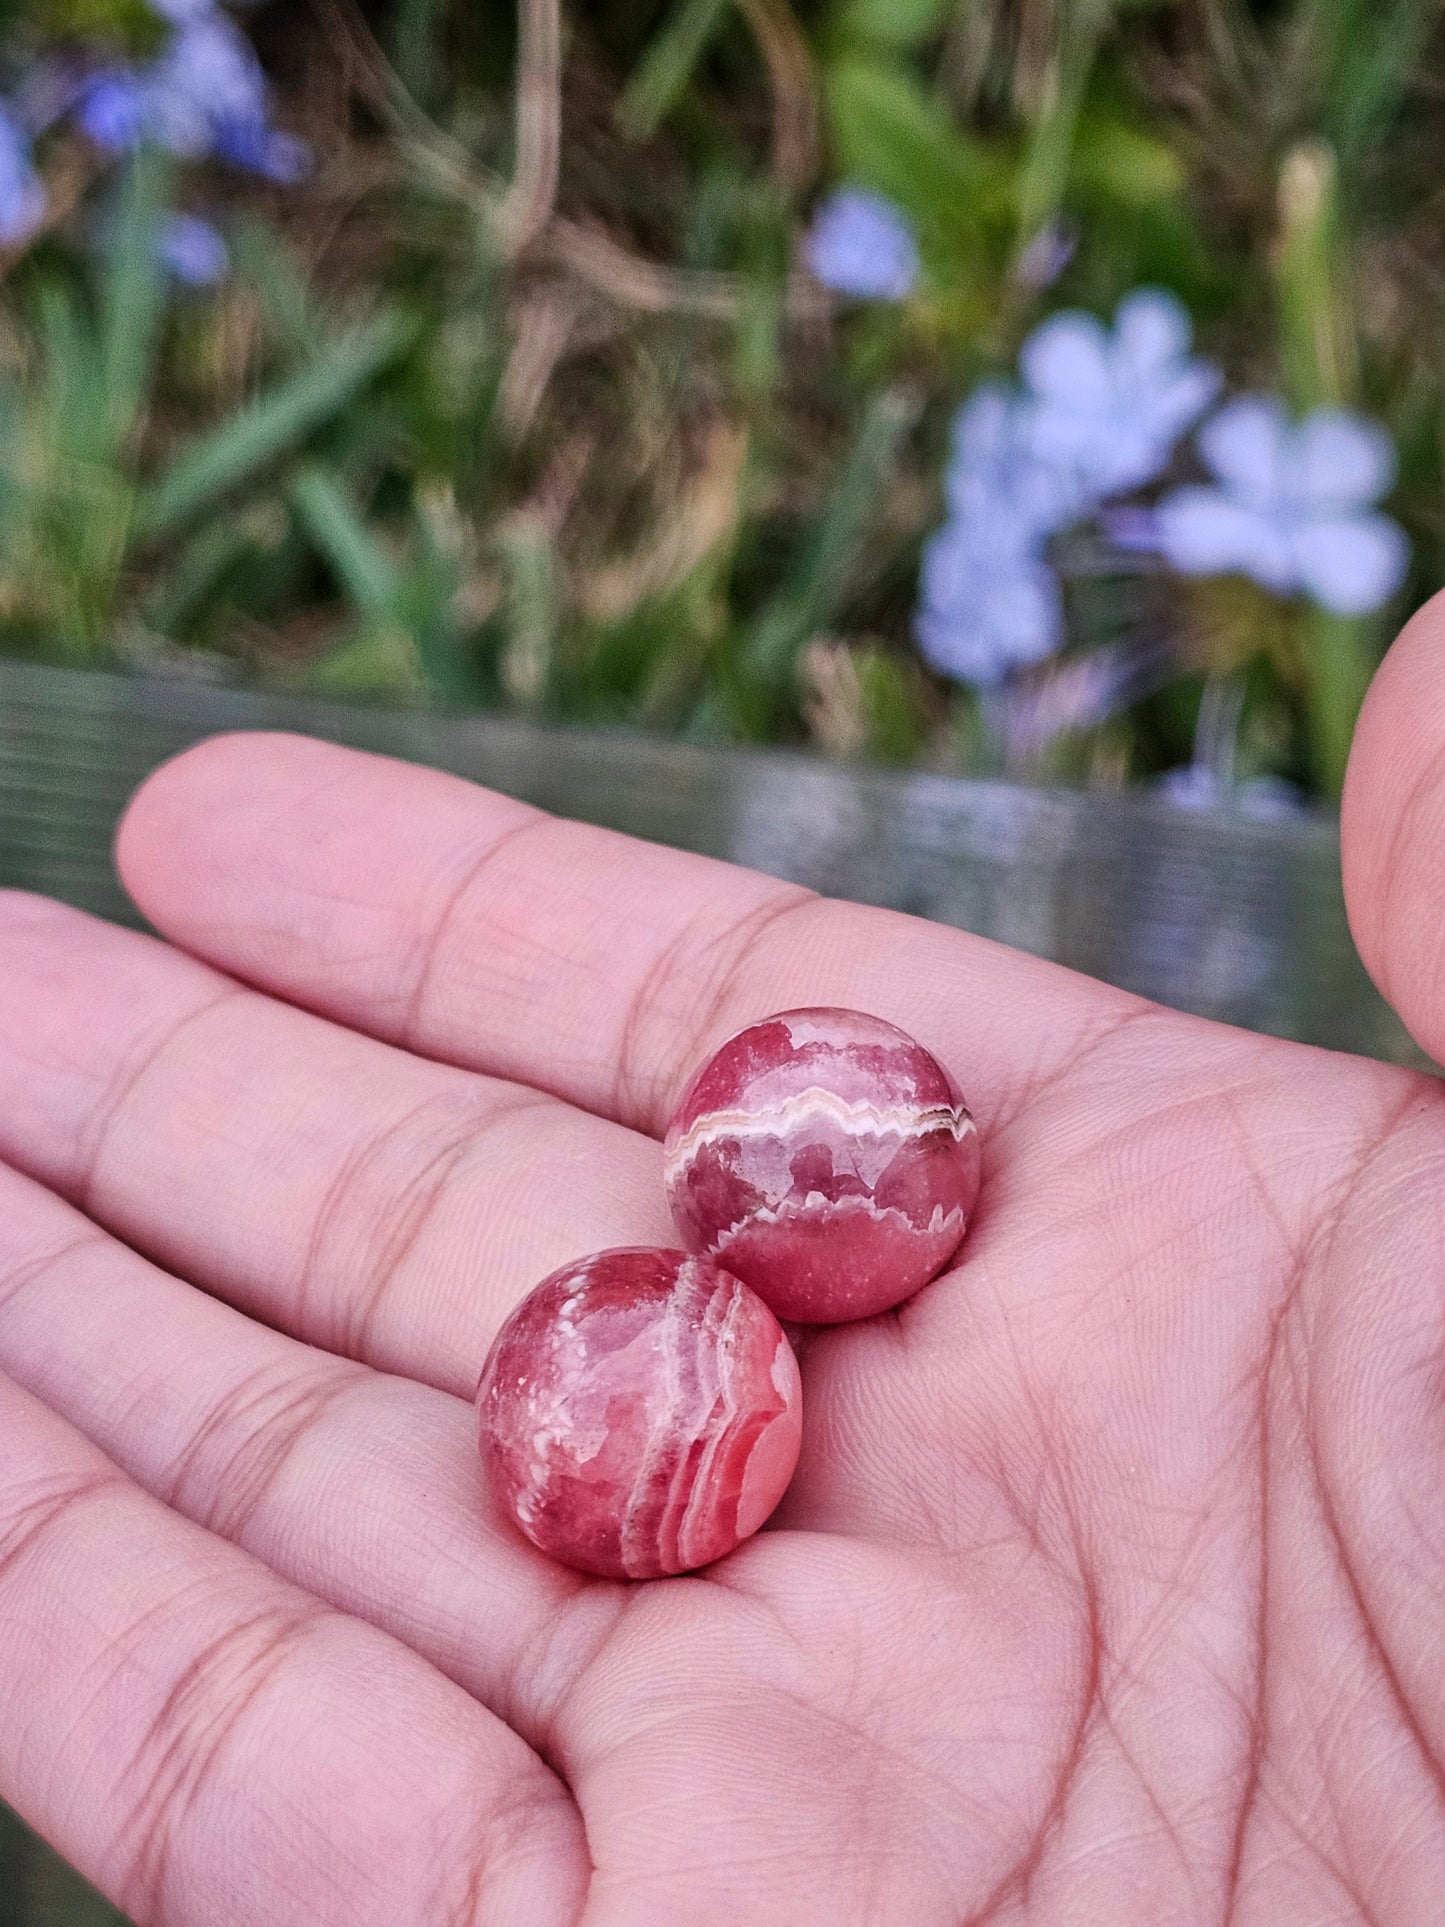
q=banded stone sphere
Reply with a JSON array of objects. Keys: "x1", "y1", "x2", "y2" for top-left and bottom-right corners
[
  {"x1": 477, "y1": 1248, "x2": 803, "y2": 1580},
  {"x1": 663, "y1": 1008, "x2": 980, "y2": 1323}
]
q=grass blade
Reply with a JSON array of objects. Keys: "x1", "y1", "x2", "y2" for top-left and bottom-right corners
[
  {"x1": 616, "y1": 0, "x2": 733, "y2": 142},
  {"x1": 740, "y1": 384, "x2": 918, "y2": 690},
  {"x1": 99, "y1": 144, "x2": 172, "y2": 457},
  {"x1": 287, "y1": 466, "x2": 399, "y2": 618},
  {"x1": 227, "y1": 219, "x2": 328, "y2": 361},
  {"x1": 134, "y1": 313, "x2": 414, "y2": 540}
]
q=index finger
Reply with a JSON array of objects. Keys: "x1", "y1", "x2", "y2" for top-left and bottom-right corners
[{"x1": 116, "y1": 732, "x2": 1140, "y2": 1135}]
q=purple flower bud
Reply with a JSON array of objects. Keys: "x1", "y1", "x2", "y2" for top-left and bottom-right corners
[
  {"x1": 1014, "y1": 220, "x2": 1075, "y2": 292},
  {"x1": 212, "y1": 116, "x2": 308, "y2": 183}
]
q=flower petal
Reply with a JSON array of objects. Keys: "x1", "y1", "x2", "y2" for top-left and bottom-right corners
[
  {"x1": 915, "y1": 519, "x2": 1063, "y2": 685},
  {"x1": 1019, "y1": 311, "x2": 1112, "y2": 408},
  {"x1": 984, "y1": 562, "x2": 1066, "y2": 672},
  {"x1": 1156, "y1": 486, "x2": 1297, "y2": 592},
  {"x1": 945, "y1": 384, "x2": 1015, "y2": 492},
  {"x1": 1197, "y1": 396, "x2": 1289, "y2": 504},
  {"x1": 1139, "y1": 361, "x2": 1222, "y2": 454},
  {"x1": 1021, "y1": 290, "x2": 1217, "y2": 503},
  {"x1": 1292, "y1": 512, "x2": 1409, "y2": 615},
  {"x1": 946, "y1": 385, "x2": 1082, "y2": 534},
  {"x1": 1290, "y1": 407, "x2": 1396, "y2": 512},
  {"x1": 1113, "y1": 287, "x2": 1192, "y2": 375},
  {"x1": 77, "y1": 72, "x2": 147, "y2": 150}
]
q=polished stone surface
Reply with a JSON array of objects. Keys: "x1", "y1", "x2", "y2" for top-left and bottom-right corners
[
  {"x1": 664, "y1": 1008, "x2": 982, "y2": 1323},
  {"x1": 477, "y1": 1248, "x2": 803, "y2": 1579}
]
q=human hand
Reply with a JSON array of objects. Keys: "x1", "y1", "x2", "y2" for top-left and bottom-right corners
[{"x1": 2, "y1": 605, "x2": 1445, "y2": 1926}]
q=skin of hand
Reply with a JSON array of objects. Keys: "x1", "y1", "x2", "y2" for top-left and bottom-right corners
[{"x1": 0, "y1": 600, "x2": 1443, "y2": 1927}]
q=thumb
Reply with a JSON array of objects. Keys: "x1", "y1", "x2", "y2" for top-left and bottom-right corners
[{"x1": 1342, "y1": 590, "x2": 1445, "y2": 1068}]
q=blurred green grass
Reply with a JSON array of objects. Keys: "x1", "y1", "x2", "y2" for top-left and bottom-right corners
[
  {"x1": 0, "y1": 0, "x2": 1441, "y2": 795},
  {"x1": 2, "y1": 1803, "x2": 128, "y2": 1925}
]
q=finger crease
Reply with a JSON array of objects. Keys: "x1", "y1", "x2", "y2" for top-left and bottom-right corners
[
  {"x1": 73, "y1": 988, "x2": 247, "y2": 1217},
  {"x1": 118, "y1": 1602, "x2": 328, "y2": 1923},
  {"x1": 612, "y1": 886, "x2": 818, "y2": 1133},
  {"x1": 0, "y1": 1468, "x2": 126, "y2": 1587},
  {"x1": 402, "y1": 813, "x2": 552, "y2": 1055},
  {"x1": 165, "y1": 1363, "x2": 366, "y2": 1543}
]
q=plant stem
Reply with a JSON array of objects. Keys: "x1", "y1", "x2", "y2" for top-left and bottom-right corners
[{"x1": 1303, "y1": 608, "x2": 1375, "y2": 797}]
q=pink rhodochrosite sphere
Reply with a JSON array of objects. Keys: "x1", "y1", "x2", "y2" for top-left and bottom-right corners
[
  {"x1": 663, "y1": 1008, "x2": 981, "y2": 1323},
  {"x1": 476, "y1": 1248, "x2": 803, "y2": 1580}
]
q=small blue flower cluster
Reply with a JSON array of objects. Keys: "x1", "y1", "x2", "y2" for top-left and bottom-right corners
[
  {"x1": 918, "y1": 289, "x2": 1220, "y2": 684},
  {"x1": 805, "y1": 185, "x2": 1418, "y2": 686},
  {"x1": 0, "y1": 0, "x2": 305, "y2": 280},
  {"x1": 803, "y1": 185, "x2": 1412, "y2": 687}
]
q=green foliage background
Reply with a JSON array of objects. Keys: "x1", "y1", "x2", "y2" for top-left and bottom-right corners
[{"x1": 1, "y1": 0, "x2": 1441, "y2": 796}]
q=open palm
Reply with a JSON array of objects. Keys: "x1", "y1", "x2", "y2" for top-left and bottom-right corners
[{"x1": 3, "y1": 611, "x2": 1445, "y2": 1927}]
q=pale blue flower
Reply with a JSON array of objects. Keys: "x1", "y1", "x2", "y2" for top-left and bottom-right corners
[
  {"x1": 0, "y1": 106, "x2": 44, "y2": 245},
  {"x1": 913, "y1": 294, "x2": 1216, "y2": 689},
  {"x1": 158, "y1": 211, "x2": 227, "y2": 284},
  {"x1": 944, "y1": 381, "x2": 1084, "y2": 538},
  {"x1": 1021, "y1": 288, "x2": 1220, "y2": 501},
  {"x1": 915, "y1": 512, "x2": 1063, "y2": 685},
  {"x1": 148, "y1": 14, "x2": 266, "y2": 157},
  {"x1": 917, "y1": 384, "x2": 1076, "y2": 685},
  {"x1": 804, "y1": 187, "x2": 919, "y2": 301},
  {"x1": 1156, "y1": 397, "x2": 1409, "y2": 615}
]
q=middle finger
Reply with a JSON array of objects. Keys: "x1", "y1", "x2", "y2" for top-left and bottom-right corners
[{"x1": 0, "y1": 893, "x2": 673, "y2": 1395}]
